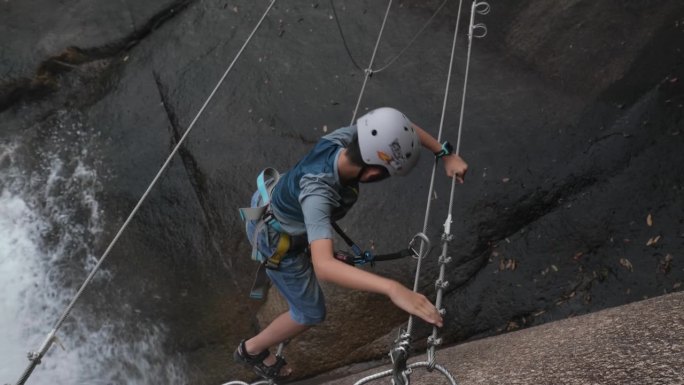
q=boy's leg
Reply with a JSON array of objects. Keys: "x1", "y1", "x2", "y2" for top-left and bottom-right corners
[
  {"x1": 241, "y1": 311, "x2": 309, "y2": 376},
  {"x1": 245, "y1": 311, "x2": 310, "y2": 354}
]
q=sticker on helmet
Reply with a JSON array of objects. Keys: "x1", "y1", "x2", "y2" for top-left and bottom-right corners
[{"x1": 377, "y1": 138, "x2": 405, "y2": 171}]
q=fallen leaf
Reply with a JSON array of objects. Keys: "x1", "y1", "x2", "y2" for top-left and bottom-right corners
[
  {"x1": 502, "y1": 177, "x2": 510, "y2": 183},
  {"x1": 646, "y1": 235, "x2": 662, "y2": 246},
  {"x1": 647, "y1": 213, "x2": 653, "y2": 227},
  {"x1": 551, "y1": 264, "x2": 559, "y2": 272},
  {"x1": 619, "y1": 258, "x2": 633, "y2": 272},
  {"x1": 499, "y1": 258, "x2": 517, "y2": 271},
  {"x1": 572, "y1": 252, "x2": 584, "y2": 261},
  {"x1": 505, "y1": 321, "x2": 519, "y2": 331},
  {"x1": 508, "y1": 259, "x2": 517, "y2": 271},
  {"x1": 659, "y1": 254, "x2": 673, "y2": 274}
]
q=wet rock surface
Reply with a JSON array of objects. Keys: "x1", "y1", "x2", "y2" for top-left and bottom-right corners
[{"x1": 1, "y1": 0, "x2": 683, "y2": 383}]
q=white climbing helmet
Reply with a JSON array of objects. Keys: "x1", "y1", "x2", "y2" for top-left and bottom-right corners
[{"x1": 356, "y1": 107, "x2": 421, "y2": 176}]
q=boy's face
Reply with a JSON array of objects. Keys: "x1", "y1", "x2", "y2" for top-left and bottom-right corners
[{"x1": 359, "y1": 166, "x2": 390, "y2": 183}]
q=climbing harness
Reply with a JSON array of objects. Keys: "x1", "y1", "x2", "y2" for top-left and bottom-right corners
[
  {"x1": 239, "y1": 167, "x2": 306, "y2": 299},
  {"x1": 239, "y1": 167, "x2": 415, "y2": 298},
  {"x1": 12, "y1": 1, "x2": 278, "y2": 385},
  {"x1": 355, "y1": 1, "x2": 490, "y2": 385}
]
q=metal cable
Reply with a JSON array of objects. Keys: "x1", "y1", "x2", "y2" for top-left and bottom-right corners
[
  {"x1": 354, "y1": 361, "x2": 458, "y2": 385},
  {"x1": 405, "y1": 0, "x2": 465, "y2": 337},
  {"x1": 13, "y1": 1, "x2": 278, "y2": 384},
  {"x1": 424, "y1": 0, "x2": 490, "y2": 371},
  {"x1": 373, "y1": 0, "x2": 450, "y2": 74},
  {"x1": 329, "y1": 0, "x2": 365, "y2": 72},
  {"x1": 349, "y1": 0, "x2": 393, "y2": 125},
  {"x1": 331, "y1": 0, "x2": 451, "y2": 75}
]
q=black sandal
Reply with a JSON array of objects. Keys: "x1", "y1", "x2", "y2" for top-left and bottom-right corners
[{"x1": 233, "y1": 340, "x2": 290, "y2": 381}]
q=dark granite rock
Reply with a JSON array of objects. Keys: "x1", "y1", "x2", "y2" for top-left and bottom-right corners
[{"x1": 1, "y1": 0, "x2": 682, "y2": 383}]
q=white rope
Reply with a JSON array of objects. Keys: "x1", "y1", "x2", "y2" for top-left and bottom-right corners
[
  {"x1": 354, "y1": 361, "x2": 458, "y2": 385},
  {"x1": 14, "y1": 2, "x2": 278, "y2": 384},
  {"x1": 405, "y1": 0, "x2": 465, "y2": 336},
  {"x1": 424, "y1": 0, "x2": 490, "y2": 369},
  {"x1": 373, "y1": 0, "x2": 451, "y2": 74},
  {"x1": 349, "y1": 0, "x2": 393, "y2": 125}
]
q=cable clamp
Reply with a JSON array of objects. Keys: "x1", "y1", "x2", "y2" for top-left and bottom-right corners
[
  {"x1": 441, "y1": 233, "x2": 454, "y2": 242},
  {"x1": 435, "y1": 279, "x2": 449, "y2": 290},
  {"x1": 439, "y1": 255, "x2": 452, "y2": 265},
  {"x1": 427, "y1": 336, "x2": 442, "y2": 347},
  {"x1": 27, "y1": 351, "x2": 41, "y2": 364}
]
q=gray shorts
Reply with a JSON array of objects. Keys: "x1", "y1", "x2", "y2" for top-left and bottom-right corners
[
  {"x1": 246, "y1": 192, "x2": 326, "y2": 325},
  {"x1": 265, "y1": 250, "x2": 326, "y2": 325}
]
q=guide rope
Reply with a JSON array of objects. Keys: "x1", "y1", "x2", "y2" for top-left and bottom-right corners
[{"x1": 357, "y1": 1, "x2": 490, "y2": 384}]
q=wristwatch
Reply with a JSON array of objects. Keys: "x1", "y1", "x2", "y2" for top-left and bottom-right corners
[{"x1": 434, "y1": 141, "x2": 454, "y2": 159}]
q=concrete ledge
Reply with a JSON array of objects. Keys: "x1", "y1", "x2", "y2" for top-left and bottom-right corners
[{"x1": 322, "y1": 292, "x2": 684, "y2": 385}]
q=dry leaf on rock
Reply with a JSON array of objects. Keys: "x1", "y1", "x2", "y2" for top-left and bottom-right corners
[
  {"x1": 659, "y1": 254, "x2": 673, "y2": 274},
  {"x1": 499, "y1": 258, "x2": 517, "y2": 271},
  {"x1": 647, "y1": 213, "x2": 653, "y2": 227},
  {"x1": 646, "y1": 235, "x2": 662, "y2": 246},
  {"x1": 619, "y1": 258, "x2": 633, "y2": 272}
]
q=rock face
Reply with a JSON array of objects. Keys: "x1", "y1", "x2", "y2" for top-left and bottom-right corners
[
  {"x1": 318, "y1": 292, "x2": 684, "y2": 385},
  {"x1": 1, "y1": 0, "x2": 683, "y2": 383}
]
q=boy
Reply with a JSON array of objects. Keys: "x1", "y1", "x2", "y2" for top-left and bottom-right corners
[{"x1": 235, "y1": 107, "x2": 468, "y2": 379}]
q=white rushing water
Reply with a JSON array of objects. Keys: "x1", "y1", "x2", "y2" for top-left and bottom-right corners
[{"x1": 0, "y1": 119, "x2": 186, "y2": 384}]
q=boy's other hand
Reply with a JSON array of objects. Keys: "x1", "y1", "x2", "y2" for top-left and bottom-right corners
[{"x1": 444, "y1": 154, "x2": 468, "y2": 183}]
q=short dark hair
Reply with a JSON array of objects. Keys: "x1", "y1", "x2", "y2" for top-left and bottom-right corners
[{"x1": 346, "y1": 133, "x2": 367, "y2": 167}]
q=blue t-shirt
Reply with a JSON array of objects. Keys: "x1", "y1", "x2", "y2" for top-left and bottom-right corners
[{"x1": 271, "y1": 125, "x2": 359, "y2": 243}]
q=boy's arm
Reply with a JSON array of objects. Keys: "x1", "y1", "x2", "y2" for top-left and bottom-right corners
[
  {"x1": 413, "y1": 123, "x2": 469, "y2": 183},
  {"x1": 309, "y1": 238, "x2": 444, "y2": 327}
]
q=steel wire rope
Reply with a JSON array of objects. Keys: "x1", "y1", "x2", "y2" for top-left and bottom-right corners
[
  {"x1": 13, "y1": 1, "x2": 278, "y2": 384},
  {"x1": 354, "y1": 361, "x2": 457, "y2": 385},
  {"x1": 356, "y1": 1, "x2": 489, "y2": 384},
  {"x1": 425, "y1": 0, "x2": 490, "y2": 371},
  {"x1": 349, "y1": 0, "x2": 393, "y2": 124},
  {"x1": 405, "y1": 0, "x2": 465, "y2": 337},
  {"x1": 330, "y1": 0, "x2": 451, "y2": 75}
]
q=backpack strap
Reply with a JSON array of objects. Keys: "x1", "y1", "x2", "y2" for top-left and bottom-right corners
[
  {"x1": 239, "y1": 167, "x2": 281, "y2": 222},
  {"x1": 239, "y1": 168, "x2": 295, "y2": 299}
]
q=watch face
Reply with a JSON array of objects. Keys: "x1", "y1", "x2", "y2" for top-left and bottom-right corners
[{"x1": 444, "y1": 141, "x2": 454, "y2": 154}]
